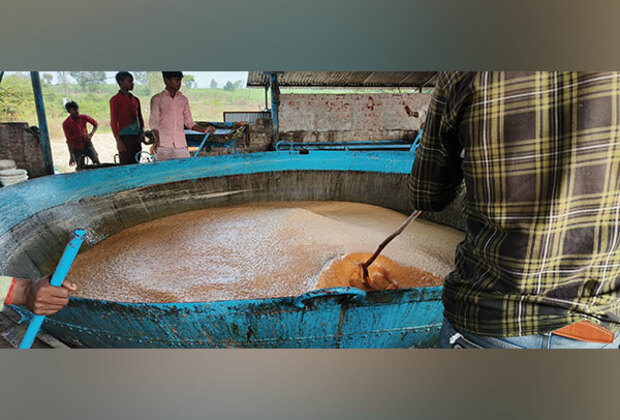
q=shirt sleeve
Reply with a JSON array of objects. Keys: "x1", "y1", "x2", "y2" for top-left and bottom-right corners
[
  {"x1": 62, "y1": 120, "x2": 71, "y2": 145},
  {"x1": 0, "y1": 276, "x2": 13, "y2": 312},
  {"x1": 136, "y1": 98, "x2": 145, "y2": 131},
  {"x1": 408, "y1": 71, "x2": 466, "y2": 211},
  {"x1": 85, "y1": 115, "x2": 98, "y2": 127},
  {"x1": 182, "y1": 96, "x2": 197, "y2": 129},
  {"x1": 110, "y1": 97, "x2": 119, "y2": 137},
  {"x1": 149, "y1": 94, "x2": 160, "y2": 130}
]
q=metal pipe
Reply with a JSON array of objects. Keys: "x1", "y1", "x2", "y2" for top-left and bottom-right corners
[
  {"x1": 30, "y1": 71, "x2": 54, "y2": 175},
  {"x1": 410, "y1": 128, "x2": 423, "y2": 152},
  {"x1": 269, "y1": 72, "x2": 280, "y2": 135},
  {"x1": 275, "y1": 139, "x2": 413, "y2": 152},
  {"x1": 19, "y1": 229, "x2": 85, "y2": 348},
  {"x1": 193, "y1": 132, "x2": 211, "y2": 157}
]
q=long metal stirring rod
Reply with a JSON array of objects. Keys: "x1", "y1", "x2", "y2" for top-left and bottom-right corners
[
  {"x1": 193, "y1": 131, "x2": 211, "y2": 157},
  {"x1": 19, "y1": 229, "x2": 85, "y2": 349},
  {"x1": 361, "y1": 210, "x2": 423, "y2": 284}
]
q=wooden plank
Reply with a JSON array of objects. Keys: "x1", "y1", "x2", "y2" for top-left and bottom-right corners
[{"x1": 0, "y1": 307, "x2": 69, "y2": 349}]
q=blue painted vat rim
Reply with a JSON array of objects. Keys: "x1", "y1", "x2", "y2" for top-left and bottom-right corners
[
  {"x1": 0, "y1": 150, "x2": 415, "y2": 237},
  {"x1": 59, "y1": 285, "x2": 443, "y2": 308}
]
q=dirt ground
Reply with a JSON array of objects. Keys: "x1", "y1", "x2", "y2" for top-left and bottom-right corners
[
  {"x1": 50, "y1": 132, "x2": 230, "y2": 173},
  {"x1": 51, "y1": 133, "x2": 124, "y2": 173}
]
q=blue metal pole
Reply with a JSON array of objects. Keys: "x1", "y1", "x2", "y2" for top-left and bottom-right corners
[
  {"x1": 30, "y1": 71, "x2": 55, "y2": 175},
  {"x1": 193, "y1": 132, "x2": 211, "y2": 157},
  {"x1": 269, "y1": 73, "x2": 279, "y2": 134},
  {"x1": 19, "y1": 229, "x2": 85, "y2": 349},
  {"x1": 410, "y1": 128, "x2": 423, "y2": 153}
]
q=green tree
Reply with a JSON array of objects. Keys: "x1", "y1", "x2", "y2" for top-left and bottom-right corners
[
  {"x1": 42, "y1": 73, "x2": 54, "y2": 85},
  {"x1": 69, "y1": 71, "x2": 106, "y2": 92},
  {"x1": 0, "y1": 74, "x2": 34, "y2": 121},
  {"x1": 233, "y1": 80, "x2": 244, "y2": 89},
  {"x1": 133, "y1": 71, "x2": 148, "y2": 85},
  {"x1": 147, "y1": 71, "x2": 163, "y2": 95},
  {"x1": 210, "y1": 79, "x2": 218, "y2": 89},
  {"x1": 56, "y1": 71, "x2": 71, "y2": 99},
  {"x1": 184, "y1": 75, "x2": 197, "y2": 89},
  {"x1": 223, "y1": 81, "x2": 235, "y2": 91},
  {"x1": 10, "y1": 72, "x2": 29, "y2": 80}
]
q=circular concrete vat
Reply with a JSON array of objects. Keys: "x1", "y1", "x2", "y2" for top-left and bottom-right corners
[{"x1": 0, "y1": 151, "x2": 463, "y2": 348}]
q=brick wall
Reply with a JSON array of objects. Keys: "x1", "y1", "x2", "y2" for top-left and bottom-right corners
[
  {"x1": 0, "y1": 123, "x2": 48, "y2": 178},
  {"x1": 278, "y1": 93, "x2": 432, "y2": 142},
  {"x1": 246, "y1": 118, "x2": 273, "y2": 152}
]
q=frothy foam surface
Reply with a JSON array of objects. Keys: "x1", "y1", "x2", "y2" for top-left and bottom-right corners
[{"x1": 68, "y1": 201, "x2": 464, "y2": 303}]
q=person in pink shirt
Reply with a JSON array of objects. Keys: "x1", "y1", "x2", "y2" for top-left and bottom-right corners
[{"x1": 149, "y1": 71, "x2": 214, "y2": 161}]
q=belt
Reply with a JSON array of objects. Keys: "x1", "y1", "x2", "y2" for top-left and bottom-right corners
[{"x1": 552, "y1": 320, "x2": 615, "y2": 344}]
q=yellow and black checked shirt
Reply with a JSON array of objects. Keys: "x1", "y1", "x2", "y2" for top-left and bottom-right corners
[{"x1": 409, "y1": 72, "x2": 620, "y2": 336}]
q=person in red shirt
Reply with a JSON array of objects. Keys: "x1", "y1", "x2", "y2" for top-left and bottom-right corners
[
  {"x1": 62, "y1": 101, "x2": 100, "y2": 169},
  {"x1": 110, "y1": 71, "x2": 145, "y2": 164}
]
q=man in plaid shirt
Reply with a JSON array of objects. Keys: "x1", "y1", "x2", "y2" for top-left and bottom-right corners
[{"x1": 409, "y1": 72, "x2": 620, "y2": 348}]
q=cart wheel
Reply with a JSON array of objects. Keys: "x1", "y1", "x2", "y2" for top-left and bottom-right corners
[
  {"x1": 135, "y1": 151, "x2": 156, "y2": 163},
  {"x1": 142, "y1": 130, "x2": 156, "y2": 145},
  {"x1": 78, "y1": 154, "x2": 90, "y2": 168}
]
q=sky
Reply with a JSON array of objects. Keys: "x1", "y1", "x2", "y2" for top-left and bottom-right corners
[
  {"x1": 123, "y1": 71, "x2": 248, "y2": 88},
  {"x1": 104, "y1": 71, "x2": 249, "y2": 88},
  {"x1": 188, "y1": 72, "x2": 248, "y2": 88},
  {"x1": 4, "y1": 71, "x2": 249, "y2": 88}
]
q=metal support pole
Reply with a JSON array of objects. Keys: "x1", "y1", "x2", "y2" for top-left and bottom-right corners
[
  {"x1": 193, "y1": 132, "x2": 211, "y2": 158},
  {"x1": 31, "y1": 71, "x2": 54, "y2": 175},
  {"x1": 264, "y1": 86, "x2": 269, "y2": 111},
  {"x1": 269, "y1": 72, "x2": 281, "y2": 135},
  {"x1": 0, "y1": 71, "x2": 4, "y2": 85}
]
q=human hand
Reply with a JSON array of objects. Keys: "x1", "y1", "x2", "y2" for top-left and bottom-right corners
[
  {"x1": 205, "y1": 126, "x2": 215, "y2": 135},
  {"x1": 13, "y1": 275, "x2": 77, "y2": 315},
  {"x1": 69, "y1": 156, "x2": 76, "y2": 167},
  {"x1": 150, "y1": 144, "x2": 158, "y2": 155}
]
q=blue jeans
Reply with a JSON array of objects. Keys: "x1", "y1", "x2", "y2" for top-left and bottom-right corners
[{"x1": 438, "y1": 317, "x2": 620, "y2": 349}]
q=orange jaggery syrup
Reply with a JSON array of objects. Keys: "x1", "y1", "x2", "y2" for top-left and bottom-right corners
[{"x1": 317, "y1": 252, "x2": 443, "y2": 292}]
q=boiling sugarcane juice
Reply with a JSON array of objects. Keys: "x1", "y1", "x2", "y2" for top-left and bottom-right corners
[{"x1": 67, "y1": 202, "x2": 464, "y2": 303}]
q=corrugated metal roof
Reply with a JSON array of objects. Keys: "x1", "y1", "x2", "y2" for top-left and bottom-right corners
[{"x1": 247, "y1": 71, "x2": 437, "y2": 88}]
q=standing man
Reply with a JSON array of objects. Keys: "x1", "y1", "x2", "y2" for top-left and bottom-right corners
[
  {"x1": 110, "y1": 71, "x2": 145, "y2": 165},
  {"x1": 409, "y1": 72, "x2": 620, "y2": 349},
  {"x1": 62, "y1": 101, "x2": 100, "y2": 169},
  {"x1": 149, "y1": 71, "x2": 214, "y2": 161}
]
